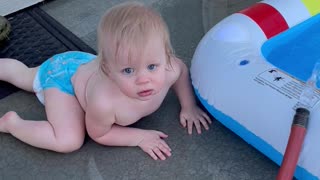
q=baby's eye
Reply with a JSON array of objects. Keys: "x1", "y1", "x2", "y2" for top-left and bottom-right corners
[
  {"x1": 122, "y1": 68, "x2": 134, "y2": 75},
  {"x1": 148, "y1": 64, "x2": 157, "y2": 71}
]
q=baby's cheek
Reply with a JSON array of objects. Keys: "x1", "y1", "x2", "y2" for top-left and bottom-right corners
[
  {"x1": 122, "y1": 82, "x2": 134, "y2": 91},
  {"x1": 157, "y1": 76, "x2": 167, "y2": 89}
]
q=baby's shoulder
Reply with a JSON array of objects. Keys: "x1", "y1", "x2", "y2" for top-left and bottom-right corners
[
  {"x1": 90, "y1": 91, "x2": 107, "y2": 104},
  {"x1": 86, "y1": 95, "x2": 115, "y2": 125},
  {"x1": 85, "y1": 85, "x2": 116, "y2": 134},
  {"x1": 86, "y1": 83, "x2": 114, "y2": 112}
]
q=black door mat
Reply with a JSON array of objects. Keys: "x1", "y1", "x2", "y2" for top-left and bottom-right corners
[{"x1": 0, "y1": 5, "x2": 96, "y2": 100}]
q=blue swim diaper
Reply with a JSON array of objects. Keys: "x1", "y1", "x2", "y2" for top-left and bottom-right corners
[{"x1": 33, "y1": 51, "x2": 96, "y2": 104}]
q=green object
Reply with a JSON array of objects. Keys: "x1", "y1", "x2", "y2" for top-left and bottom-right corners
[{"x1": 0, "y1": 16, "x2": 11, "y2": 43}]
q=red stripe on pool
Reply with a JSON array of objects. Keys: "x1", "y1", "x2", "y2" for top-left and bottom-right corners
[{"x1": 240, "y1": 3, "x2": 289, "y2": 39}]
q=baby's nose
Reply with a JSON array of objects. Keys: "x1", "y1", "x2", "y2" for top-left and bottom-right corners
[{"x1": 136, "y1": 73, "x2": 150, "y2": 84}]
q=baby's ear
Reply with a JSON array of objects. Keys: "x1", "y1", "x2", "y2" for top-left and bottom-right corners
[
  {"x1": 166, "y1": 55, "x2": 174, "y2": 69},
  {"x1": 100, "y1": 61, "x2": 111, "y2": 75},
  {"x1": 165, "y1": 58, "x2": 175, "y2": 72}
]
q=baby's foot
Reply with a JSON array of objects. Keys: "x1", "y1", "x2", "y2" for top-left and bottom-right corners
[{"x1": 0, "y1": 111, "x2": 18, "y2": 133}]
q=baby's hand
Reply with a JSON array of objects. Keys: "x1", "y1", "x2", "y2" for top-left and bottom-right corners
[
  {"x1": 137, "y1": 130, "x2": 172, "y2": 160},
  {"x1": 180, "y1": 105, "x2": 212, "y2": 134}
]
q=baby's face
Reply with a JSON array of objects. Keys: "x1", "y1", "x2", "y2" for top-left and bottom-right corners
[{"x1": 106, "y1": 36, "x2": 168, "y2": 101}]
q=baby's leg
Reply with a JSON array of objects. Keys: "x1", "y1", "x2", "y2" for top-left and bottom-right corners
[
  {"x1": 0, "y1": 58, "x2": 38, "y2": 92},
  {"x1": 0, "y1": 88, "x2": 85, "y2": 153}
]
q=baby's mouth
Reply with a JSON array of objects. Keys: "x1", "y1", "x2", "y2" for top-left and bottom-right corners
[{"x1": 138, "y1": 89, "x2": 153, "y2": 97}]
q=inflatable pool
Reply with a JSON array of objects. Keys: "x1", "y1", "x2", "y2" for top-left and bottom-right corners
[{"x1": 191, "y1": 0, "x2": 320, "y2": 179}]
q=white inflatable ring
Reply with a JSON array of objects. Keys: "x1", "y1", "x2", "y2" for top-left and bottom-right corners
[{"x1": 191, "y1": 0, "x2": 320, "y2": 179}]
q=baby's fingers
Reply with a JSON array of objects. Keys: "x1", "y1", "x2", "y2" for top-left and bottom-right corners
[
  {"x1": 156, "y1": 131, "x2": 168, "y2": 139},
  {"x1": 160, "y1": 140, "x2": 171, "y2": 151},
  {"x1": 194, "y1": 120, "x2": 202, "y2": 134},
  {"x1": 147, "y1": 149, "x2": 159, "y2": 160},
  {"x1": 202, "y1": 112, "x2": 212, "y2": 124},
  {"x1": 153, "y1": 148, "x2": 167, "y2": 160},
  {"x1": 199, "y1": 116, "x2": 210, "y2": 130},
  {"x1": 180, "y1": 116, "x2": 187, "y2": 128},
  {"x1": 187, "y1": 120, "x2": 193, "y2": 134},
  {"x1": 159, "y1": 141, "x2": 172, "y2": 156}
]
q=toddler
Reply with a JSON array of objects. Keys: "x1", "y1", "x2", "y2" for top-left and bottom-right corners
[{"x1": 0, "y1": 2, "x2": 211, "y2": 160}]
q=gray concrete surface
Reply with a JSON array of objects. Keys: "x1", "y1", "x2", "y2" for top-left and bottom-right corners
[
  {"x1": 202, "y1": 0, "x2": 261, "y2": 32},
  {"x1": 0, "y1": 0, "x2": 279, "y2": 179}
]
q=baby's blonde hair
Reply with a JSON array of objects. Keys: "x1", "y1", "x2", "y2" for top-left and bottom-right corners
[{"x1": 97, "y1": 2, "x2": 174, "y2": 74}]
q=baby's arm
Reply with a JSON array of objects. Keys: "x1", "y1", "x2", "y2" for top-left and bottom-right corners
[
  {"x1": 85, "y1": 99, "x2": 171, "y2": 160},
  {"x1": 172, "y1": 58, "x2": 212, "y2": 134}
]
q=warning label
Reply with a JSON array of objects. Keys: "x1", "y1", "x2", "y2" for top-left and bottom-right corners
[{"x1": 253, "y1": 69, "x2": 320, "y2": 109}]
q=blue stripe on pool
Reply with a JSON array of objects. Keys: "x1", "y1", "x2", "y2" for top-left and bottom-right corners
[{"x1": 194, "y1": 88, "x2": 318, "y2": 179}]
